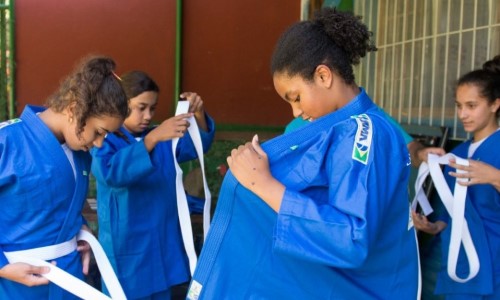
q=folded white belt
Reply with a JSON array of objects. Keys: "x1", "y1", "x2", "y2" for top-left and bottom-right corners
[
  {"x1": 5, "y1": 230, "x2": 126, "y2": 300},
  {"x1": 4, "y1": 237, "x2": 77, "y2": 262},
  {"x1": 412, "y1": 153, "x2": 479, "y2": 283},
  {"x1": 172, "y1": 101, "x2": 212, "y2": 276}
]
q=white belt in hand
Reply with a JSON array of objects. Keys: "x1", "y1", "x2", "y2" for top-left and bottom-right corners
[
  {"x1": 412, "y1": 153, "x2": 479, "y2": 283},
  {"x1": 5, "y1": 230, "x2": 126, "y2": 299},
  {"x1": 172, "y1": 101, "x2": 212, "y2": 275}
]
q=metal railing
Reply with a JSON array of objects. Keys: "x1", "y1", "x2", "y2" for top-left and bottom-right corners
[{"x1": 354, "y1": 0, "x2": 500, "y2": 140}]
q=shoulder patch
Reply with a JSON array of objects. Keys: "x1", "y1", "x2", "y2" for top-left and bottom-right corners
[
  {"x1": 351, "y1": 114, "x2": 372, "y2": 165},
  {"x1": 0, "y1": 118, "x2": 22, "y2": 130}
]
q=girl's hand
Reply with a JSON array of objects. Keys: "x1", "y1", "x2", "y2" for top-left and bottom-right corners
[
  {"x1": 0, "y1": 262, "x2": 51, "y2": 287},
  {"x1": 417, "y1": 146, "x2": 446, "y2": 164},
  {"x1": 227, "y1": 135, "x2": 272, "y2": 190},
  {"x1": 78, "y1": 225, "x2": 92, "y2": 275},
  {"x1": 411, "y1": 210, "x2": 447, "y2": 235},
  {"x1": 227, "y1": 135, "x2": 285, "y2": 212},
  {"x1": 144, "y1": 113, "x2": 193, "y2": 152},
  {"x1": 180, "y1": 92, "x2": 208, "y2": 132},
  {"x1": 408, "y1": 141, "x2": 446, "y2": 167},
  {"x1": 448, "y1": 159, "x2": 500, "y2": 192}
]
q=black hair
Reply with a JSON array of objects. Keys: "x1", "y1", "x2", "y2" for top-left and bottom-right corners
[
  {"x1": 270, "y1": 8, "x2": 377, "y2": 84},
  {"x1": 120, "y1": 70, "x2": 160, "y2": 100},
  {"x1": 457, "y1": 55, "x2": 500, "y2": 119},
  {"x1": 46, "y1": 55, "x2": 129, "y2": 136},
  {"x1": 482, "y1": 55, "x2": 500, "y2": 74}
]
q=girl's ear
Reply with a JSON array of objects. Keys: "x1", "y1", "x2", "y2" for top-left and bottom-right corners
[
  {"x1": 492, "y1": 98, "x2": 500, "y2": 114},
  {"x1": 65, "y1": 101, "x2": 78, "y2": 123},
  {"x1": 314, "y1": 64, "x2": 333, "y2": 88}
]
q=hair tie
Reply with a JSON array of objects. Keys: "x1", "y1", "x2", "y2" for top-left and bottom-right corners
[{"x1": 112, "y1": 71, "x2": 122, "y2": 81}]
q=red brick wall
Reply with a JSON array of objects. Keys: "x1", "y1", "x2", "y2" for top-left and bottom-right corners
[
  {"x1": 15, "y1": 0, "x2": 299, "y2": 126},
  {"x1": 182, "y1": 1, "x2": 300, "y2": 126}
]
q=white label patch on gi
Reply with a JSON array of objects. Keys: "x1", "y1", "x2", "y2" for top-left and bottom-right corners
[
  {"x1": 0, "y1": 118, "x2": 22, "y2": 130},
  {"x1": 351, "y1": 114, "x2": 372, "y2": 165},
  {"x1": 187, "y1": 280, "x2": 203, "y2": 300}
]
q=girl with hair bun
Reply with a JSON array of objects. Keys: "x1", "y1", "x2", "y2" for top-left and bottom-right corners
[
  {"x1": 187, "y1": 8, "x2": 419, "y2": 299},
  {"x1": 413, "y1": 55, "x2": 500, "y2": 299},
  {"x1": 0, "y1": 55, "x2": 129, "y2": 299}
]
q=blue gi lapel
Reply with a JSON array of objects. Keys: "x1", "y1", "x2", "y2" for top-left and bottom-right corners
[
  {"x1": 21, "y1": 106, "x2": 89, "y2": 243},
  {"x1": 55, "y1": 150, "x2": 91, "y2": 242},
  {"x1": 21, "y1": 106, "x2": 76, "y2": 188}
]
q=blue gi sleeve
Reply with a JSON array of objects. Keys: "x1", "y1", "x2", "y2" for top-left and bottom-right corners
[
  {"x1": 91, "y1": 139, "x2": 155, "y2": 188},
  {"x1": 0, "y1": 142, "x2": 10, "y2": 268},
  {"x1": 92, "y1": 115, "x2": 215, "y2": 188},
  {"x1": 187, "y1": 194, "x2": 205, "y2": 214},
  {"x1": 274, "y1": 116, "x2": 409, "y2": 268},
  {"x1": 275, "y1": 176, "x2": 370, "y2": 268}
]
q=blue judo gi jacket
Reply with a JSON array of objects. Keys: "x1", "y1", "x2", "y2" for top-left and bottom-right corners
[
  {"x1": 188, "y1": 89, "x2": 420, "y2": 299},
  {"x1": 0, "y1": 105, "x2": 90, "y2": 299}
]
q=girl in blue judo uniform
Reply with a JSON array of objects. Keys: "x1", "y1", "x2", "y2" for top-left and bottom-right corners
[
  {"x1": 91, "y1": 71, "x2": 215, "y2": 299},
  {"x1": 0, "y1": 56, "x2": 129, "y2": 299},
  {"x1": 187, "y1": 8, "x2": 420, "y2": 300},
  {"x1": 412, "y1": 55, "x2": 500, "y2": 299}
]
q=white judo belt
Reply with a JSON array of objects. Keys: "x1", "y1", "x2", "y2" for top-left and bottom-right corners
[
  {"x1": 5, "y1": 230, "x2": 126, "y2": 300},
  {"x1": 172, "y1": 101, "x2": 212, "y2": 275},
  {"x1": 412, "y1": 153, "x2": 479, "y2": 283}
]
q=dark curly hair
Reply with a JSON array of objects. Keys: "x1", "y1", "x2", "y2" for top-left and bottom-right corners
[
  {"x1": 457, "y1": 55, "x2": 500, "y2": 119},
  {"x1": 120, "y1": 70, "x2": 159, "y2": 100},
  {"x1": 271, "y1": 8, "x2": 376, "y2": 84},
  {"x1": 46, "y1": 55, "x2": 129, "y2": 136}
]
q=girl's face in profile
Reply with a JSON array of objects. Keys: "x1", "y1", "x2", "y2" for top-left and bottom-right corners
[
  {"x1": 455, "y1": 83, "x2": 500, "y2": 140},
  {"x1": 273, "y1": 71, "x2": 335, "y2": 121},
  {"x1": 65, "y1": 115, "x2": 123, "y2": 151},
  {"x1": 123, "y1": 91, "x2": 159, "y2": 135}
]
